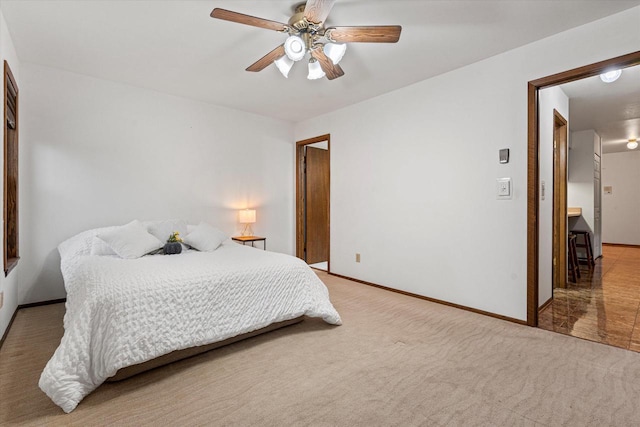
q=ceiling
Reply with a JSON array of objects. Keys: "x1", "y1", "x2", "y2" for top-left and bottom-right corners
[
  {"x1": 560, "y1": 65, "x2": 640, "y2": 154},
  {"x1": 1, "y1": 0, "x2": 639, "y2": 123}
]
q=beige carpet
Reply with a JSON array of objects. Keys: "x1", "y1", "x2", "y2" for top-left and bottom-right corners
[{"x1": 2, "y1": 271, "x2": 640, "y2": 426}]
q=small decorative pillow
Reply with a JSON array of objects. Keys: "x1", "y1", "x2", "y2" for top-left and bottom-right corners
[
  {"x1": 146, "y1": 219, "x2": 188, "y2": 244},
  {"x1": 183, "y1": 222, "x2": 227, "y2": 252},
  {"x1": 97, "y1": 220, "x2": 164, "y2": 259}
]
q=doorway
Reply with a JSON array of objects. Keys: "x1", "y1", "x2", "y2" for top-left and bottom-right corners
[
  {"x1": 296, "y1": 134, "x2": 330, "y2": 272},
  {"x1": 527, "y1": 50, "x2": 640, "y2": 328}
]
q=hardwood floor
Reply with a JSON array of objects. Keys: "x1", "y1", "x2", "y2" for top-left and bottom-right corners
[{"x1": 539, "y1": 244, "x2": 640, "y2": 351}]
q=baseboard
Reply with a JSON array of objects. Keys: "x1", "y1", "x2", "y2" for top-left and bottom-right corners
[
  {"x1": 538, "y1": 297, "x2": 553, "y2": 312},
  {"x1": 17, "y1": 298, "x2": 66, "y2": 310},
  {"x1": 0, "y1": 298, "x2": 66, "y2": 351},
  {"x1": 0, "y1": 308, "x2": 19, "y2": 351},
  {"x1": 328, "y1": 272, "x2": 527, "y2": 326},
  {"x1": 603, "y1": 243, "x2": 640, "y2": 249}
]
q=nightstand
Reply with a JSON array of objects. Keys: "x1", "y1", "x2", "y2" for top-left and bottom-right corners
[{"x1": 231, "y1": 236, "x2": 266, "y2": 250}]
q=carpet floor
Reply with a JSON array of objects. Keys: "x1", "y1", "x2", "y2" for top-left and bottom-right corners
[{"x1": 2, "y1": 271, "x2": 640, "y2": 426}]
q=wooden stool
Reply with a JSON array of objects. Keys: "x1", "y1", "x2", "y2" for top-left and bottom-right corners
[
  {"x1": 568, "y1": 234, "x2": 580, "y2": 283},
  {"x1": 572, "y1": 230, "x2": 595, "y2": 267}
]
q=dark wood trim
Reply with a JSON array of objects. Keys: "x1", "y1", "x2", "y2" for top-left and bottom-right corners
[
  {"x1": 526, "y1": 50, "x2": 640, "y2": 327},
  {"x1": 3, "y1": 60, "x2": 19, "y2": 277},
  {"x1": 4, "y1": 257, "x2": 18, "y2": 276},
  {"x1": 527, "y1": 81, "x2": 539, "y2": 326},
  {"x1": 0, "y1": 298, "x2": 66, "y2": 350},
  {"x1": 538, "y1": 297, "x2": 553, "y2": 313},
  {"x1": 602, "y1": 243, "x2": 640, "y2": 249},
  {"x1": 0, "y1": 306, "x2": 18, "y2": 351},
  {"x1": 17, "y1": 298, "x2": 66, "y2": 310},
  {"x1": 329, "y1": 272, "x2": 527, "y2": 325},
  {"x1": 295, "y1": 134, "x2": 331, "y2": 273},
  {"x1": 552, "y1": 109, "x2": 568, "y2": 291},
  {"x1": 529, "y1": 51, "x2": 640, "y2": 89}
]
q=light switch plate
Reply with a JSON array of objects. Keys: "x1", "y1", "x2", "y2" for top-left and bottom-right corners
[{"x1": 497, "y1": 177, "x2": 512, "y2": 199}]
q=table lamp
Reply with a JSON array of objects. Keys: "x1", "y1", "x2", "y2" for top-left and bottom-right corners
[{"x1": 239, "y1": 209, "x2": 256, "y2": 236}]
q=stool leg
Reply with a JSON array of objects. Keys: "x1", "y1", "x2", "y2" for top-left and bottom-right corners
[
  {"x1": 572, "y1": 237, "x2": 581, "y2": 279},
  {"x1": 568, "y1": 236, "x2": 578, "y2": 283},
  {"x1": 585, "y1": 233, "x2": 595, "y2": 267},
  {"x1": 568, "y1": 251, "x2": 576, "y2": 283}
]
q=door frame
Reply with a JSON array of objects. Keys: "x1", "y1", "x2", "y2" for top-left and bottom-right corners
[
  {"x1": 526, "y1": 50, "x2": 640, "y2": 326},
  {"x1": 552, "y1": 110, "x2": 568, "y2": 291},
  {"x1": 295, "y1": 134, "x2": 330, "y2": 272}
]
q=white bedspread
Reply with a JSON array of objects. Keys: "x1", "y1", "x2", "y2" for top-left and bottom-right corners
[{"x1": 40, "y1": 231, "x2": 341, "y2": 413}]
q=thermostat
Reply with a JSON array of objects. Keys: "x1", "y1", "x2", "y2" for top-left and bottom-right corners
[{"x1": 499, "y1": 149, "x2": 510, "y2": 164}]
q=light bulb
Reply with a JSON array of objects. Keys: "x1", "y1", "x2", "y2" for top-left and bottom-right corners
[
  {"x1": 627, "y1": 139, "x2": 638, "y2": 150},
  {"x1": 600, "y1": 69, "x2": 622, "y2": 83}
]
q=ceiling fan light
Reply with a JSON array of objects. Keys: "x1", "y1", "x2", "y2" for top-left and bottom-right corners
[
  {"x1": 600, "y1": 69, "x2": 622, "y2": 83},
  {"x1": 274, "y1": 56, "x2": 294, "y2": 78},
  {"x1": 323, "y1": 43, "x2": 347, "y2": 65},
  {"x1": 307, "y1": 59, "x2": 325, "y2": 80},
  {"x1": 628, "y1": 139, "x2": 638, "y2": 150},
  {"x1": 284, "y1": 35, "x2": 306, "y2": 62}
]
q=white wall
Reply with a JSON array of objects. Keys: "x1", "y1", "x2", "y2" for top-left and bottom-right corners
[
  {"x1": 19, "y1": 63, "x2": 294, "y2": 304},
  {"x1": 0, "y1": 8, "x2": 21, "y2": 341},
  {"x1": 294, "y1": 7, "x2": 640, "y2": 321},
  {"x1": 602, "y1": 151, "x2": 640, "y2": 245},
  {"x1": 538, "y1": 87, "x2": 569, "y2": 307},
  {"x1": 568, "y1": 130, "x2": 598, "y2": 233}
]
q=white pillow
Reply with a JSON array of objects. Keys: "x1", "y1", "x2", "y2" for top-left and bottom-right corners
[
  {"x1": 146, "y1": 219, "x2": 188, "y2": 244},
  {"x1": 97, "y1": 220, "x2": 164, "y2": 259},
  {"x1": 90, "y1": 236, "x2": 118, "y2": 256},
  {"x1": 183, "y1": 222, "x2": 227, "y2": 252}
]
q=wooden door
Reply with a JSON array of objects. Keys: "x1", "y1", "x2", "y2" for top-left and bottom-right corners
[
  {"x1": 552, "y1": 110, "x2": 568, "y2": 289},
  {"x1": 305, "y1": 147, "x2": 329, "y2": 264}
]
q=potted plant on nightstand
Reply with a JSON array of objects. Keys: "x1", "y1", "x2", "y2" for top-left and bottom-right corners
[{"x1": 163, "y1": 231, "x2": 183, "y2": 255}]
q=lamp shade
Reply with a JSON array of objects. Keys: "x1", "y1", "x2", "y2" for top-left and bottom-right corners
[
  {"x1": 323, "y1": 43, "x2": 347, "y2": 65},
  {"x1": 238, "y1": 209, "x2": 256, "y2": 224},
  {"x1": 284, "y1": 35, "x2": 306, "y2": 62},
  {"x1": 274, "y1": 56, "x2": 294, "y2": 78},
  {"x1": 307, "y1": 59, "x2": 325, "y2": 80}
]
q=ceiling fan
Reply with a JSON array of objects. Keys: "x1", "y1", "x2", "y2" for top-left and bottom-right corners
[{"x1": 210, "y1": 0, "x2": 402, "y2": 81}]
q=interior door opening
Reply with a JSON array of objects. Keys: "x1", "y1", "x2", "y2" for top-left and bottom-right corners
[
  {"x1": 296, "y1": 135, "x2": 330, "y2": 272},
  {"x1": 528, "y1": 51, "x2": 640, "y2": 333}
]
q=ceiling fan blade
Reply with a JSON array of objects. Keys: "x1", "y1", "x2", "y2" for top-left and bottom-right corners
[
  {"x1": 211, "y1": 8, "x2": 287, "y2": 32},
  {"x1": 246, "y1": 44, "x2": 286, "y2": 72},
  {"x1": 304, "y1": 0, "x2": 336, "y2": 24},
  {"x1": 310, "y1": 47, "x2": 344, "y2": 80},
  {"x1": 326, "y1": 26, "x2": 402, "y2": 43}
]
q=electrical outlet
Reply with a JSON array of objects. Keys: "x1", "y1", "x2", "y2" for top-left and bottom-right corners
[
  {"x1": 355, "y1": 253, "x2": 361, "y2": 263},
  {"x1": 497, "y1": 177, "x2": 512, "y2": 200}
]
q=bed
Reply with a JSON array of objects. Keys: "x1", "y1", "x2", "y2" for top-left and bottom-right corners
[{"x1": 39, "y1": 221, "x2": 342, "y2": 413}]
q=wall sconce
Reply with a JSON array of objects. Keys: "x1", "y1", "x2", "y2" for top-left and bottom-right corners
[{"x1": 238, "y1": 209, "x2": 256, "y2": 236}]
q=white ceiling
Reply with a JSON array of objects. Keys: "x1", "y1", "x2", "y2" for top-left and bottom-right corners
[
  {"x1": 560, "y1": 65, "x2": 640, "y2": 154},
  {"x1": 1, "y1": 0, "x2": 639, "y2": 123}
]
